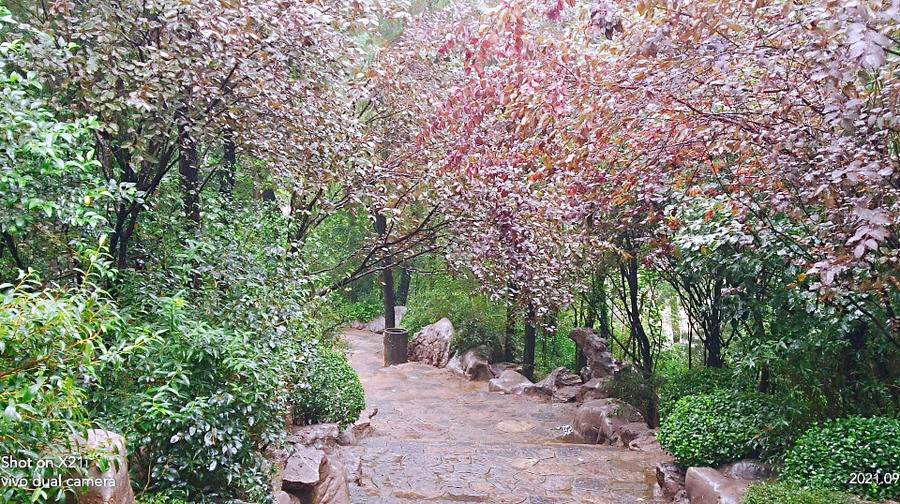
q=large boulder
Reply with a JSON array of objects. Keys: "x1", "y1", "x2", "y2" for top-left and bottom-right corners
[
  {"x1": 572, "y1": 398, "x2": 644, "y2": 444},
  {"x1": 364, "y1": 306, "x2": 408, "y2": 333},
  {"x1": 718, "y1": 459, "x2": 776, "y2": 481},
  {"x1": 281, "y1": 446, "x2": 350, "y2": 504},
  {"x1": 575, "y1": 377, "x2": 613, "y2": 403},
  {"x1": 71, "y1": 429, "x2": 135, "y2": 504},
  {"x1": 656, "y1": 462, "x2": 686, "y2": 497},
  {"x1": 489, "y1": 362, "x2": 522, "y2": 378},
  {"x1": 407, "y1": 318, "x2": 453, "y2": 367},
  {"x1": 684, "y1": 467, "x2": 749, "y2": 504},
  {"x1": 311, "y1": 456, "x2": 351, "y2": 504},
  {"x1": 523, "y1": 367, "x2": 583, "y2": 402},
  {"x1": 610, "y1": 421, "x2": 651, "y2": 447},
  {"x1": 488, "y1": 369, "x2": 533, "y2": 394},
  {"x1": 568, "y1": 328, "x2": 619, "y2": 380},
  {"x1": 449, "y1": 345, "x2": 493, "y2": 381},
  {"x1": 287, "y1": 423, "x2": 340, "y2": 449},
  {"x1": 629, "y1": 429, "x2": 665, "y2": 453}
]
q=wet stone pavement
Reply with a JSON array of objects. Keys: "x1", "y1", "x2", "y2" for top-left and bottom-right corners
[{"x1": 341, "y1": 329, "x2": 668, "y2": 504}]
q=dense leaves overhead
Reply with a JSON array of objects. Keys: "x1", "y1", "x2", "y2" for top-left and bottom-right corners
[{"x1": 424, "y1": 0, "x2": 899, "y2": 334}]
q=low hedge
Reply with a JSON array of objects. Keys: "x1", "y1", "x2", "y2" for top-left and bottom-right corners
[
  {"x1": 744, "y1": 482, "x2": 854, "y2": 504},
  {"x1": 293, "y1": 346, "x2": 365, "y2": 428},
  {"x1": 658, "y1": 391, "x2": 799, "y2": 467},
  {"x1": 782, "y1": 416, "x2": 900, "y2": 500}
]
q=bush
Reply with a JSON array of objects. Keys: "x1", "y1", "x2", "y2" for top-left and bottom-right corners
[
  {"x1": 402, "y1": 270, "x2": 505, "y2": 355},
  {"x1": 782, "y1": 417, "x2": 900, "y2": 500},
  {"x1": 293, "y1": 346, "x2": 365, "y2": 428},
  {"x1": 135, "y1": 491, "x2": 189, "y2": 504},
  {"x1": 744, "y1": 482, "x2": 854, "y2": 504},
  {"x1": 451, "y1": 317, "x2": 502, "y2": 356},
  {"x1": 90, "y1": 297, "x2": 304, "y2": 501},
  {"x1": 659, "y1": 366, "x2": 737, "y2": 420},
  {"x1": 606, "y1": 367, "x2": 659, "y2": 422},
  {"x1": 0, "y1": 278, "x2": 121, "y2": 504},
  {"x1": 658, "y1": 391, "x2": 800, "y2": 467}
]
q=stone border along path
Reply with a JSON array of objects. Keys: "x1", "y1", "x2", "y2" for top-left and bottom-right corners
[{"x1": 339, "y1": 328, "x2": 669, "y2": 504}]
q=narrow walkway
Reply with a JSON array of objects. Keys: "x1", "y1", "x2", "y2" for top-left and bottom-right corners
[{"x1": 342, "y1": 329, "x2": 667, "y2": 504}]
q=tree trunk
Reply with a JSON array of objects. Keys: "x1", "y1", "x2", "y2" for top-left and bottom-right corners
[
  {"x1": 178, "y1": 114, "x2": 201, "y2": 227},
  {"x1": 504, "y1": 281, "x2": 518, "y2": 362},
  {"x1": 374, "y1": 212, "x2": 396, "y2": 329},
  {"x1": 523, "y1": 305, "x2": 537, "y2": 380},
  {"x1": 1, "y1": 232, "x2": 24, "y2": 272},
  {"x1": 220, "y1": 132, "x2": 236, "y2": 200},
  {"x1": 178, "y1": 111, "x2": 201, "y2": 290},
  {"x1": 622, "y1": 255, "x2": 659, "y2": 428},
  {"x1": 396, "y1": 266, "x2": 412, "y2": 305}
]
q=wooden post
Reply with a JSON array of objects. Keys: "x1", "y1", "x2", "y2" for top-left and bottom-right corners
[{"x1": 383, "y1": 328, "x2": 408, "y2": 366}]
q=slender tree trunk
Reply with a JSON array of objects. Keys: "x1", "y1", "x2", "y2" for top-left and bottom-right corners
[
  {"x1": 396, "y1": 266, "x2": 412, "y2": 305},
  {"x1": 220, "y1": 132, "x2": 236, "y2": 200},
  {"x1": 179, "y1": 119, "x2": 201, "y2": 227},
  {"x1": 622, "y1": 255, "x2": 659, "y2": 428},
  {"x1": 374, "y1": 212, "x2": 396, "y2": 329},
  {"x1": 523, "y1": 305, "x2": 537, "y2": 380},
  {"x1": 178, "y1": 111, "x2": 201, "y2": 290},
  {"x1": 1, "y1": 232, "x2": 24, "y2": 271},
  {"x1": 504, "y1": 281, "x2": 517, "y2": 361}
]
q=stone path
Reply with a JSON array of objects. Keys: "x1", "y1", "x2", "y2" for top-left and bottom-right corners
[{"x1": 341, "y1": 328, "x2": 668, "y2": 504}]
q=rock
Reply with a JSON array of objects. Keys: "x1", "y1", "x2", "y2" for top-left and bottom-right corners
[
  {"x1": 572, "y1": 398, "x2": 644, "y2": 444},
  {"x1": 489, "y1": 362, "x2": 521, "y2": 377},
  {"x1": 684, "y1": 467, "x2": 750, "y2": 504},
  {"x1": 656, "y1": 462, "x2": 686, "y2": 497},
  {"x1": 629, "y1": 430, "x2": 664, "y2": 453},
  {"x1": 273, "y1": 491, "x2": 293, "y2": 504},
  {"x1": 287, "y1": 423, "x2": 340, "y2": 449},
  {"x1": 576, "y1": 377, "x2": 613, "y2": 403},
  {"x1": 364, "y1": 306, "x2": 408, "y2": 333},
  {"x1": 569, "y1": 328, "x2": 619, "y2": 380},
  {"x1": 718, "y1": 459, "x2": 776, "y2": 481},
  {"x1": 311, "y1": 456, "x2": 351, "y2": 504},
  {"x1": 349, "y1": 320, "x2": 365, "y2": 330},
  {"x1": 337, "y1": 417, "x2": 373, "y2": 446},
  {"x1": 282, "y1": 446, "x2": 326, "y2": 491},
  {"x1": 407, "y1": 318, "x2": 453, "y2": 367},
  {"x1": 523, "y1": 367, "x2": 583, "y2": 402},
  {"x1": 447, "y1": 354, "x2": 464, "y2": 374},
  {"x1": 611, "y1": 421, "x2": 650, "y2": 447},
  {"x1": 488, "y1": 369, "x2": 533, "y2": 394},
  {"x1": 71, "y1": 429, "x2": 135, "y2": 504},
  {"x1": 458, "y1": 345, "x2": 493, "y2": 381}
]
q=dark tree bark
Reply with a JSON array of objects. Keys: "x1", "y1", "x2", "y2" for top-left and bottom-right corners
[
  {"x1": 178, "y1": 129, "x2": 201, "y2": 227},
  {"x1": 374, "y1": 212, "x2": 397, "y2": 329},
  {"x1": 1, "y1": 231, "x2": 24, "y2": 271},
  {"x1": 504, "y1": 281, "x2": 518, "y2": 362},
  {"x1": 620, "y1": 254, "x2": 660, "y2": 428},
  {"x1": 220, "y1": 132, "x2": 237, "y2": 200},
  {"x1": 523, "y1": 305, "x2": 537, "y2": 380},
  {"x1": 396, "y1": 265, "x2": 412, "y2": 305}
]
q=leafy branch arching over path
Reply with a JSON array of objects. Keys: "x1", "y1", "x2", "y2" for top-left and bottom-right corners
[{"x1": 341, "y1": 329, "x2": 667, "y2": 503}]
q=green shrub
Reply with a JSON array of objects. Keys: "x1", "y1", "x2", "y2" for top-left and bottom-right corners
[
  {"x1": 90, "y1": 297, "x2": 303, "y2": 501},
  {"x1": 782, "y1": 417, "x2": 900, "y2": 500},
  {"x1": 0, "y1": 277, "x2": 123, "y2": 504},
  {"x1": 293, "y1": 346, "x2": 365, "y2": 428},
  {"x1": 402, "y1": 270, "x2": 504, "y2": 354},
  {"x1": 659, "y1": 366, "x2": 736, "y2": 420},
  {"x1": 744, "y1": 482, "x2": 854, "y2": 504},
  {"x1": 451, "y1": 317, "x2": 502, "y2": 356},
  {"x1": 606, "y1": 366, "x2": 659, "y2": 421},
  {"x1": 658, "y1": 391, "x2": 799, "y2": 467},
  {"x1": 135, "y1": 491, "x2": 189, "y2": 504}
]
